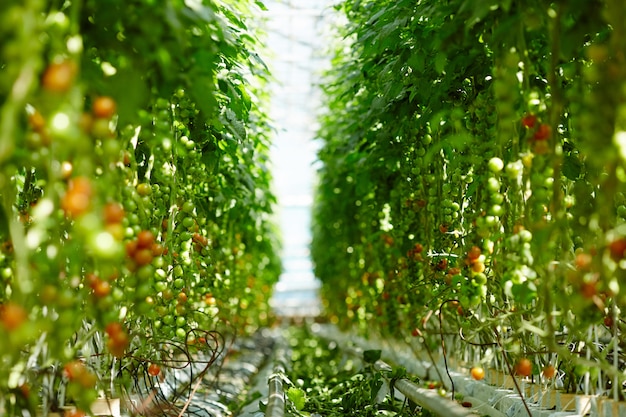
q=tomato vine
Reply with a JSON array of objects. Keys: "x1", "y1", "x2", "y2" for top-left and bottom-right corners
[
  {"x1": 312, "y1": 0, "x2": 626, "y2": 398},
  {"x1": 0, "y1": 0, "x2": 279, "y2": 414}
]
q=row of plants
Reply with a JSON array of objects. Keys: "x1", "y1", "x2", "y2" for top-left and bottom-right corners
[
  {"x1": 0, "y1": 0, "x2": 280, "y2": 415},
  {"x1": 276, "y1": 326, "x2": 428, "y2": 417},
  {"x1": 312, "y1": 0, "x2": 626, "y2": 404}
]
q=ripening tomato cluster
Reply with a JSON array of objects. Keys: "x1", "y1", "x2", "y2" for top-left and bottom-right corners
[{"x1": 125, "y1": 230, "x2": 161, "y2": 268}]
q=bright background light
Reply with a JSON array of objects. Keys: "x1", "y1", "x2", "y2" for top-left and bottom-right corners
[{"x1": 263, "y1": 0, "x2": 336, "y2": 317}]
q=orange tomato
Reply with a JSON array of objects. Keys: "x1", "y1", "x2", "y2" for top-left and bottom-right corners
[
  {"x1": 92, "y1": 96, "x2": 117, "y2": 119},
  {"x1": 470, "y1": 366, "x2": 485, "y2": 380},
  {"x1": 103, "y1": 202, "x2": 125, "y2": 224},
  {"x1": 61, "y1": 177, "x2": 92, "y2": 217},
  {"x1": 0, "y1": 302, "x2": 28, "y2": 330},
  {"x1": 133, "y1": 249, "x2": 153, "y2": 267},
  {"x1": 467, "y1": 246, "x2": 481, "y2": 261},
  {"x1": 42, "y1": 60, "x2": 77, "y2": 93},
  {"x1": 515, "y1": 358, "x2": 533, "y2": 377},
  {"x1": 542, "y1": 364, "x2": 556, "y2": 379},
  {"x1": 147, "y1": 363, "x2": 161, "y2": 377}
]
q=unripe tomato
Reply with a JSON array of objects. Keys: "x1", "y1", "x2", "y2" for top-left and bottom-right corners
[
  {"x1": 136, "y1": 183, "x2": 152, "y2": 197},
  {"x1": 471, "y1": 261, "x2": 485, "y2": 274},
  {"x1": 487, "y1": 157, "x2": 504, "y2": 173}
]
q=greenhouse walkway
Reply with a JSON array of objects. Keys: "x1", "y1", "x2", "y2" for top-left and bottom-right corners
[{"x1": 96, "y1": 321, "x2": 610, "y2": 417}]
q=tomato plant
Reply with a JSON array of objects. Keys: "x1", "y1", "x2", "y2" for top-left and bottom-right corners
[
  {"x1": 0, "y1": 0, "x2": 280, "y2": 414},
  {"x1": 312, "y1": 0, "x2": 626, "y2": 402}
]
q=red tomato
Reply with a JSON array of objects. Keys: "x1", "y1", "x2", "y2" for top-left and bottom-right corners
[
  {"x1": 575, "y1": 252, "x2": 592, "y2": 270},
  {"x1": 521, "y1": 114, "x2": 537, "y2": 129},
  {"x1": 151, "y1": 242, "x2": 165, "y2": 257},
  {"x1": 147, "y1": 363, "x2": 161, "y2": 377},
  {"x1": 533, "y1": 124, "x2": 551, "y2": 141},
  {"x1": 609, "y1": 238, "x2": 626, "y2": 261},
  {"x1": 436, "y1": 258, "x2": 448, "y2": 271}
]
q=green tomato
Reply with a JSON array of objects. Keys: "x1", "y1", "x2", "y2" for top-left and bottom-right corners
[
  {"x1": 182, "y1": 216, "x2": 195, "y2": 229},
  {"x1": 488, "y1": 157, "x2": 504, "y2": 173},
  {"x1": 173, "y1": 265, "x2": 184, "y2": 277},
  {"x1": 89, "y1": 231, "x2": 121, "y2": 259},
  {"x1": 487, "y1": 177, "x2": 500, "y2": 193},
  {"x1": 490, "y1": 204, "x2": 505, "y2": 216},
  {"x1": 182, "y1": 201, "x2": 195, "y2": 214},
  {"x1": 155, "y1": 268, "x2": 167, "y2": 281}
]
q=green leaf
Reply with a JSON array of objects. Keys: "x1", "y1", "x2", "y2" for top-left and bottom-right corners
[
  {"x1": 563, "y1": 154, "x2": 582, "y2": 180},
  {"x1": 286, "y1": 387, "x2": 306, "y2": 411},
  {"x1": 369, "y1": 373, "x2": 383, "y2": 403},
  {"x1": 435, "y1": 51, "x2": 447, "y2": 74},
  {"x1": 254, "y1": 0, "x2": 268, "y2": 11},
  {"x1": 363, "y1": 349, "x2": 381, "y2": 364}
]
